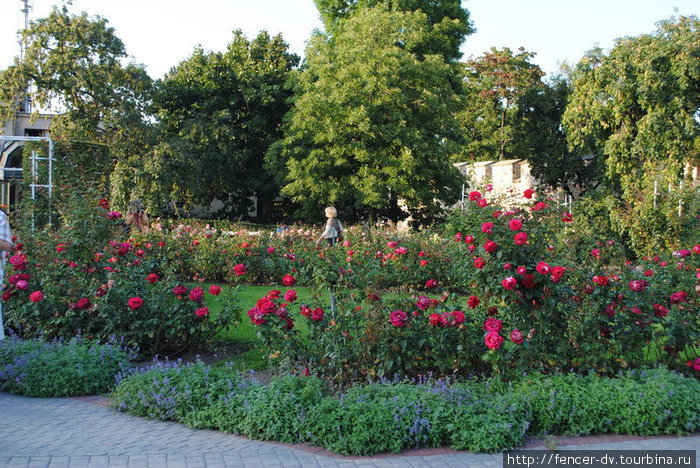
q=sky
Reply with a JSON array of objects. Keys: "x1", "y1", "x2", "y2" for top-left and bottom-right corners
[{"x1": 0, "y1": 0, "x2": 698, "y2": 80}]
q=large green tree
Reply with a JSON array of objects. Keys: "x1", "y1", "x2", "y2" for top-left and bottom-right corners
[
  {"x1": 0, "y1": 6, "x2": 153, "y2": 145},
  {"x1": 130, "y1": 31, "x2": 299, "y2": 218},
  {"x1": 563, "y1": 15, "x2": 700, "y2": 253},
  {"x1": 313, "y1": 0, "x2": 472, "y2": 61},
  {"x1": 459, "y1": 47, "x2": 544, "y2": 161},
  {"x1": 277, "y1": 6, "x2": 466, "y2": 224},
  {"x1": 515, "y1": 74, "x2": 601, "y2": 198}
]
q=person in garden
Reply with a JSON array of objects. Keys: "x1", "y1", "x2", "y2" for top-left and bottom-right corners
[
  {"x1": 124, "y1": 200, "x2": 150, "y2": 232},
  {"x1": 0, "y1": 209, "x2": 13, "y2": 340},
  {"x1": 315, "y1": 206, "x2": 343, "y2": 247}
]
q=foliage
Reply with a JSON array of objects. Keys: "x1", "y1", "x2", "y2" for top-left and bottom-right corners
[
  {"x1": 0, "y1": 6, "x2": 153, "y2": 145},
  {"x1": 517, "y1": 75, "x2": 601, "y2": 197},
  {"x1": 112, "y1": 362, "x2": 700, "y2": 455},
  {"x1": 0, "y1": 335, "x2": 134, "y2": 397},
  {"x1": 4, "y1": 195, "x2": 241, "y2": 357},
  {"x1": 516, "y1": 369, "x2": 700, "y2": 436},
  {"x1": 563, "y1": 15, "x2": 700, "y2": 254},
  {"x1": 459, "y1": 47, "x2": 544, "y2": 161},
  {"x1": 313, "y1": 0, "x2": 473, "y2": 61},
  {"x1": 139, "y1": 30, "x2": 299, "y2": 219},
  {"x1": 278, "y1": 7, "x2": 466, "y2": 224}
]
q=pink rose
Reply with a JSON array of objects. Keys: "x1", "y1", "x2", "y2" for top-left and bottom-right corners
[
  {"x1": 195, "y1": 307, "x2": 209, "y2": 317},
  {"x1": 484, "y1": 331, "x2": 504, "y2": 349},
  {"x1": 510, "y1": 329, "x2": 524, "y2": 344},
  {"x1": 508, "y1": 219, "x2": 522, "y2": 231},
  {"x1": 284, "y1": 290, "x2": 297, "y2": 303},
  {"x1": 483, "y1": 317, "x2": 503, "y2": 332},
  {"x1": 29, "y1": 291, "x2": 44, "y2": 302},
  {"x1": 481, "y1": 222, "x2": 493, "y2": 234},
  {"x1": 514, "y1": 232, "x2": 528, "y2": 245}
]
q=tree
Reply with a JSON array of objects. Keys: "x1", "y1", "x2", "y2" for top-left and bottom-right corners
[
  {"x1": 277, "y1": 7, "x2": 466, "y2": 224},
  {"x1": 313, "y1": 0, "x2": 472, "y2": 61},
  {"x1": 145, "y1": 31, "x2": 299, "y2": 218},
  {"x1": 515, "y1": 74, "x2": 601, "y2": 198},
  {"x1": 563, "y1": 15, "x2": 700, "y2": 254},
  {"x1": 0, "y1": 6, "x2": 153, "y2": 145},
  {"x1": 459, "y1": 47, "x2": 544, "y2": 161}
]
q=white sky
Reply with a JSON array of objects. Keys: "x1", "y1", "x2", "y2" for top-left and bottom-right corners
[{"x1": 1, "y1": 0, "x2": 698, "y2": 80}]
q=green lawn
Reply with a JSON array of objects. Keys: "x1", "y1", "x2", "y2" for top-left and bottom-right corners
[{"x1": 204, "y1": 285, "x2": 319, "y2": 370}]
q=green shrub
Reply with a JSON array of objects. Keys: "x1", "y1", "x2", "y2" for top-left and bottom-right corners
[
  {"x1": 516, "y1": 369, "x2": 700, "y2": 436},
  {"x1": 0, "y1": 336, "x2": 134, "y2": 397}
]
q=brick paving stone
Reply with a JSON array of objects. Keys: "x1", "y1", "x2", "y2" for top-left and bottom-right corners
[{"x1": 46, "y1": 458, "x2": 70, "y2": 468}]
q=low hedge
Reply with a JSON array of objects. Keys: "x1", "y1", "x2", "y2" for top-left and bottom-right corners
[
  {"x1": 0, "y1": 336, "x2": 135, "y2": 397},
  {"x1": 110, "y1": 363, "x2": 699, "y2": 455}
]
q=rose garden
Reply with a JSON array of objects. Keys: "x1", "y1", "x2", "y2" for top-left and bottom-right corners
[
  {"x1": 0, "y1": 1, "x2": 699, "y2": 459},
  {"x1": 0, "y1": 184, "x2": 697, "y2": 456}
]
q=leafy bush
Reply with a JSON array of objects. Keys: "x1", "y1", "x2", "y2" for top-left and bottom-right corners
[
  {"x1": 5, "y1": 196, "x2": 241, "y2": 357},
  {"x1": 518, "y1": 369, "x2": 700, "y2": 437},
  {"x1": 112, "y1": 362, "x2": 699, "y2": 455},
  {"x1": 0, "y1": 336, "x2": 134, "y2": 397}
]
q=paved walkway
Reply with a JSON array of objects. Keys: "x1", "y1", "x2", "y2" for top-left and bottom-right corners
[{"x1": 1, "y1": 392, "x2": 697, "y2": 468}]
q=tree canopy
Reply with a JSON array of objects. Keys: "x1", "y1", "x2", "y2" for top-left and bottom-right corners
[
  {"x1": 277, "y1": 6, "x2": 466, "y2": 223},
  {"x1": 0, "y1": 6, "x2": 152, "y2": 144},
  {"x1": 458, "y1": 47, "x2": 544, "y2": 161},
  {"x1": 563, "y1": 15, "x2": 700, "y2": 189},
  {"x1": 313, "y1": 0, "x2": 472, "y2": 61},
  {"x1": 112, "y1": 31, "x2": 299, "y2": 218}
]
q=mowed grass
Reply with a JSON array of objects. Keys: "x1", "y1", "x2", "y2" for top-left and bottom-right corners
[{"x1": 204, "y1": 284, "x2": 320, "y2": 370}]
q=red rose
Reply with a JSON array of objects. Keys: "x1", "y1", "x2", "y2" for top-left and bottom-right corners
[
  {"x1": 535, "y1": 261, "x2": 551, "y2": 275},
  {"x1": 469, "y1": 191, "x2": 482, "y2": 201},
  {"x1": 267, "y1": 289, "x2": 281, "y2": 299},
  {"x1": 284, "y1": 289, "x2": 297, "y2": 302},
  {"x1": 593, "y1": 275, "x2": 609, "y2": 286},
  {"x1": 669, "y1": 291, "x2": 687, "y2": 304},
  {"x1": 283, "y1": 274, "x2": 295, "y2": 286},
  {"x1": 481, "y1": 222, "x2": 493, "y2": 234},
  {"x1": 172, "y1": 284, "x2": 188, "y2": 297},
  {"x1": 693, "y1": 244, "x2": 700, "y2": 254},
  {"x1": 310, "y1": 308, "x2": 324, "y2": 321},
  {"x1": 523, "y1": 188, "x2": 535, "y2": 199},
  {"x1": 450, "y1": 310, "x2": 465, "y2": 325},
  {"x1": 209, "y1": 285, "x2": 222, "y2": 295},
  {"x1": 628, "y1": 280, "x2": 649, "y2": 292},
  {"x1": 464, "y1": 235, "x2": 474, "y2": 244},
  {"x1": 98, "y1": 198, "x2": 110, "y2": 209},
  {"x1": 195, "y1": 307, "x2": 209, "y2": 317},
  {"x1": 128, "y1": 296, "x2": 143, "y2": 310},
  {"x1": 551, "y1": 266, "x2": 566, "y2": 280},
  {"x1": 29, "y1": 291, "x2": 44, "y2": 302},
  {"x1": 473, "y1": 257, "x2": 485, "y2": 269},
  {"x1": 454, "y1": 232, "x2": 463, "y2": 242},
  {"x1": 247, "y1": 307, "x2": 265, "y2": 325},
  {"x1": 484, "y1": 331, "x2": 504, "y2": 349},
  {"x1": 484, "y1": 240, "x2": 498, "y2": 253},
  {"x1": 516, "y1": 266, "x2": 527, "y2": 275},
  {"x1": 188, "y1": 287, "x2": 204, "y2": 301},
  {"x1": 428, "y1": 313, "x2": 443, "y2": 326},
  {"x1": 77, "y1": 298, "x2": 91, "y2": 309},
  {"x1": 483, "y1": 317, "x2": 503, "y2": 332},
  {"x1": 467, "y1": 296, "x2": 480, "y2": 308},
  {"x1": 478, "y1": 198, "x2": 488, "y2": 208},
  {"x1": 510, "y1": 329, "x2": 524, "y2": 344},
  {"x1": 146, "y1": 273, "x2": 159, "y2": 283},
  {"x1": 561, "y1": 212, "x2": 573, "y2": 222},
  {"x1": 508, "y1": 219, "x2": 522, "y2": 231},
  {"x1": 389, "y1": 309, "x2": 408, "y2": 327},
  {"x1": 591, "y1": 248, "x2": 601, "y2": 258},
  {"x1": 55, "y1": 243, "x2": 67, "y2": 253},
  {"x1": 233, "y1": 264, "x2": 247, "y2": 276},
  {"x1": 514, "y1": 232, "x2": 528, "y2": 245},
  {"x1": 425, "y1": 278, "x2": 438, "y2": 289},
  {"x1": 501, "y1": 276, "x2": 517, "y2": 290}
]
